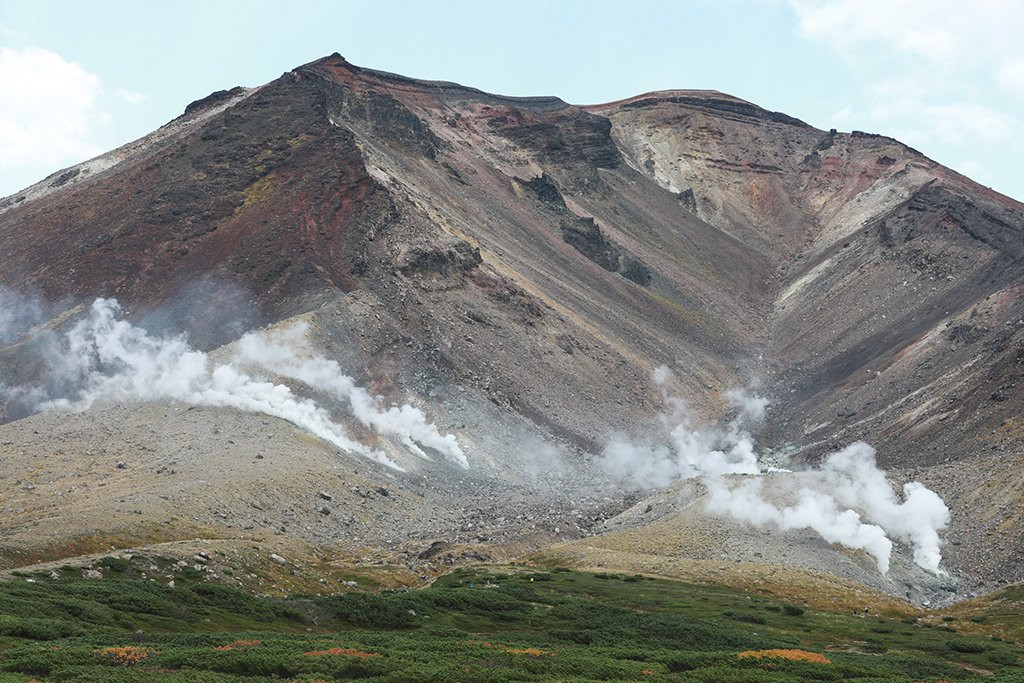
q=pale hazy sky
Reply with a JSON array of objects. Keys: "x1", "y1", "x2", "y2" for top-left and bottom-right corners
[{"x1": 1, "y1": 0, "x2": 1022, "y2": 200}]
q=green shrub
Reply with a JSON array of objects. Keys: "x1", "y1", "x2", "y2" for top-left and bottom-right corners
[
  {"x1": 665, "y1": 652, "x2": 728, "y2": 672},
  {"x1": 418, "y1": 588, "x2": 529, "y2": 617},
  {"x1": 947, "y1": 638, "x2": 987, "y2": 654},
  {"x1": 0, "y1": 567, "x2": 1020, "y2": 683},
  {"x1": 881, "y1": 654, "x2": 968, "y2": 679},
  {"x1": 327, "y1": 593, "x2": 419, "y2": 628},
  {"x1": 989, "y1": 649, "x2": 1019, "y2": 665},
  {"x1": 160, "y1": 648, "x2": 304, "y2": 677},
  {"x1": 0, "y1": 614, "x2": 82, "y2": 640},
  {"x1": 100, "y1": 556, "x2": 132, "y2": 573},
  {"x1": 862, "y1": 639, "x2": 888, "y2": 653},
  {"x1": 186, "y1": 582, "x2": 285, "y2": 620},
  {"x1": 782, "y1": 604, "x2": 805, "y2": 617},
  {"x1": 723, "y1": 611, "x2": 767, "y2": 625}
]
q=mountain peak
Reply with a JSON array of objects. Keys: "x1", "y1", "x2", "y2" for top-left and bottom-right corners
[
  {"x1": 584, "y1": 89, "x2": 811, "y2": 128},
  {"x1": 1, "y1": 57, "x2": 1022, "y2": 599}
]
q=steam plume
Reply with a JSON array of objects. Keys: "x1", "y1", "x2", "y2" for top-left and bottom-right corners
[
  {"x1": 601, "y1": 371, "x2": 761, "y2": 486},
  {"x1": 602, "y1": 366, "x2": 949, "y2": 574},
  {"x1": 31, "y1": 298, "x2": 466, "y2": 470},
  {"x1": 236, "y1": 323, "x2": 466, "y2": 467}
]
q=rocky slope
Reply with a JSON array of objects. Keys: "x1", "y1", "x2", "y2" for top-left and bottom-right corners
[{"x1": 1, "y1": 54, "x2": 1022, "y2": 602}]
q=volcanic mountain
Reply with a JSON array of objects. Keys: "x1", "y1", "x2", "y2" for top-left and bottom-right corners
[{"x1": 1, "y1": 54, "x2": 1022, "y2": 605}]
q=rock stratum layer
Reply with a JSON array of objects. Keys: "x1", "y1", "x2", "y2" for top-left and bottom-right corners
[{"x1": 1, "y1": 54, "x2": 1022, "y2": 602}]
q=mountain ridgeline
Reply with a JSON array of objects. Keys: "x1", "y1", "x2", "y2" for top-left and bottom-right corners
[{"x1": 1, "y1": 54, "x2": 1022, "y2": 599}]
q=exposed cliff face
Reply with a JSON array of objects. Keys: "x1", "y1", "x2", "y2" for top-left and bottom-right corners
[
  {"x1": 589, "y1": 88, "x2": 1024, "y2": 470},
  {"x1": 1, "y1": 54, "x2": 1022, "y2": 592},
  {"x1": 0, "y1": 71, "x2": 392, "y2": 350}
]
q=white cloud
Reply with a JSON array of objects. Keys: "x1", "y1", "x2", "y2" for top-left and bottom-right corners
[
  {"x1": 867, "y1": 99, "x2": 1016, "y2": 146},
  {"x1": 793, "y1": 0, "x2": 1024, "y2": 73},
  {"x1": 862, "y1": 77, "x2": 930, "y2": 101},
  {"x1": 855, "y1": 78, "x2": 1014, "y2": 147},
  {"x1": 0, "y1": 47, "x2": 104, "y2": 188},
  {"x1": 997, "y1": 57, "x2": 1024, "y2": 98},
  {"x1": 922, "y1": 103, "x2": 1016, "y2": 145},
  {"x1": 791, "y1": 1, "x2": 1022, "y2": 198},
  {"x1": 116, "y1": 89, "x2": 146, "y2": 105},
  {"x1": 796, "y1": 0, "x2": 958, "y2": 64}
]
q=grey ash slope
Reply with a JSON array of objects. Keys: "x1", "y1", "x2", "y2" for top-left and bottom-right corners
[{"x1": 1, "y1": 54, "x2": 1022, "y2": 600}]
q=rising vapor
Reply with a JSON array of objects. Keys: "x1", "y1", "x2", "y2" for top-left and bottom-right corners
[
  {"x1": 602, "y1": 366, "x2": 950, "y2": 574},
  {"x1": 32, "y1": 298, "x2": 466, "y2": 470}
]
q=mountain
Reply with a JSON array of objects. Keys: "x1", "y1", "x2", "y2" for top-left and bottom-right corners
[{"x1": 1, "y1": 54, "x2": 1022, "y2": 604}]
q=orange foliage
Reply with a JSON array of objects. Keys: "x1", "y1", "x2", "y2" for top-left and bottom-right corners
[
  {"x1": 303, "y1": 647, "x2": 381, "y2": 658},
  {"x1": 478, "y1": 642, "x2": 553, "y2": 657},
  {"x1": 738, "y1": 649, "x2": 831, "y2": 664},
  {"x1": 99, "y1": 646, "x2": 152, "y2": 666},
  {"x1": 214, "y1": 639, "x2": 263, "y2": 651},
  {"x1": 503, "y1": 647, "x2": 553, "y2": 657}
]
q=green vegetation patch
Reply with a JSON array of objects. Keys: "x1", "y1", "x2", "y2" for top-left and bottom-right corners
[
  {"x1": 234, "y1": 174, "x2": 274, "y2": 214},
  {"x1": 0, "y1": 567, "x2": 1021, "y2": 681}
]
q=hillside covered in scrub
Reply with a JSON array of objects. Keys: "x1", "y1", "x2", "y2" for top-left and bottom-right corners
[{"x1": 3, "y1": 562, "x2": 1024, "y2": 681}]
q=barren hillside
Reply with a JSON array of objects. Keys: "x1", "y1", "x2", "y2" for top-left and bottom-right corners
[{"x1": 1, "y1": 54, "x2": 1022, "y2": 605}]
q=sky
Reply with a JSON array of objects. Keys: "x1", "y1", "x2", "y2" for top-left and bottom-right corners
[{"x1": 1, "y1": 0, "x2": 1022, "y2": 201}]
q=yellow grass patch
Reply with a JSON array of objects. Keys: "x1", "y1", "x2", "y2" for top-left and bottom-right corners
[
  {"x1": 504, "y1": 647, "x2": 553, "y2": 657},
  {"x1": 303, "y1": 647, "x2": 381, "y2": 659},
  {"x1": 479, "y1": 642, "x2": 553, "y2": 657},
  {"x1": 738, "y1": 649, "x2": 831, "y2": 664},
  {"x1": 214, "y1": 639, "x2": 262, "y2": 651}
]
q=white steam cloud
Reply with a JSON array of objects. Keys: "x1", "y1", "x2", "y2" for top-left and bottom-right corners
[
  {"x1": 34, "y1": 298, "x2": 466, "y2": 470},
  {"x1": 602, "y1": 370, "x2": 762, "y2": 486},
  {"x1": 234, "y1": 324, "x2": 466, "y2": 467},
  {"x1": 602, "y1": 366, "x2": 950, "y2": 574}
]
